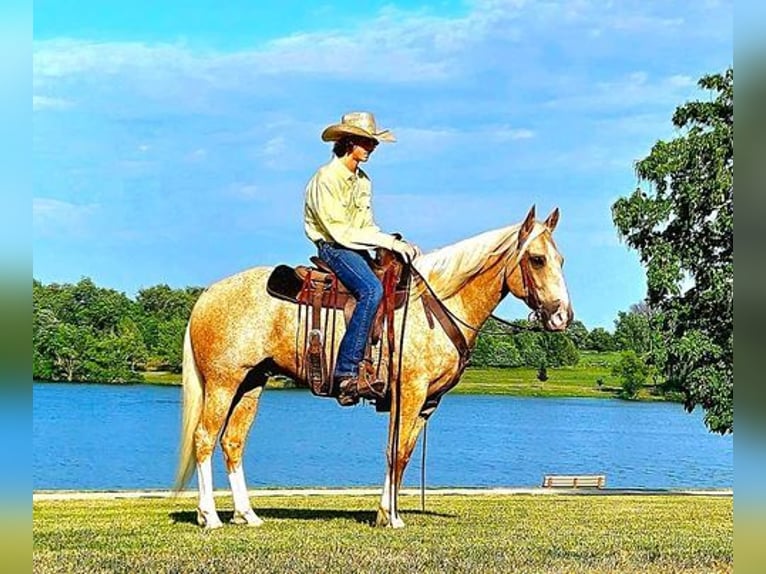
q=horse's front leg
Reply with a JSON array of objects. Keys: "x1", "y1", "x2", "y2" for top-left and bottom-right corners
[{"x1": 376, "y1": 386, "x2": 427, "y2": 528}]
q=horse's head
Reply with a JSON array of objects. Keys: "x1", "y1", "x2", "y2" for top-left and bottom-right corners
[{"x1": 506, "y1": 206, "x2": 573, "y2": 331}]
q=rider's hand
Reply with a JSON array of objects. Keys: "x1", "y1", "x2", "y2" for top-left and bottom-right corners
[{"x1": 392, "y1": 239, "x2": 419, "y2": 264}]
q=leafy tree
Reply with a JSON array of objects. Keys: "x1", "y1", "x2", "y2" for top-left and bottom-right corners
[
  {"x1": 472, "y1": 334, "x2": 523, "y2": 367},
  {"x1": 33, "y1": 307, "x2": 59, "y2": 380},
  {"x1": 540, "y1": 332, "x2": 579, "y2": 367},
  {"x1": 586, "y1": 327, "x2": 615, "y2": 352},
  {"x1": 33, "y1": 277, "x2": 203, "y2": 382},
  {"x1": 514, "y1": 331, "x2": 546, "y2": 368},
  {"x1": 137, "y1": 284, "x2": 200, "y2": 321},
  {"x1": 49, "y1": 323, "x2": 94, "y2": 382},
  {"x1": 155, "y1": 317, "x2": 188, "y2": 372},
  {"x1": 564, "y1": 320, "x2": 589, "y2": 350},
  {"x1": 612, "y1": 69, "x2": 733, "y2": 433},
  {"x1": 612, "y1": 350, "x2": 649, "y2": 400},
  {"x1": 613, "y1": 307, "x2": 651, "y2": 354},
  {"x1": 69, "y1": 277, "x2": 136, "y2": 332}
]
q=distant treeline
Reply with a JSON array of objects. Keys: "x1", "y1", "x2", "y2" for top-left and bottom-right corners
[
  {"x1": 32, "y1": 277, "x2": 647, "y2": 384},
  {"x1": 33, "y1": 278, "x2": 202, "y2": 383}
]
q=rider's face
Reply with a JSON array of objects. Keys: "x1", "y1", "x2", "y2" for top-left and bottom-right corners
[{"x1": 350, "y1": 137, "x2": 378, "y2": 162}]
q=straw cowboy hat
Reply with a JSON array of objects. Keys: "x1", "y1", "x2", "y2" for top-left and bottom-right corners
[{"x1": 321, "y1": 112, "x2": 396, "y2": 143}]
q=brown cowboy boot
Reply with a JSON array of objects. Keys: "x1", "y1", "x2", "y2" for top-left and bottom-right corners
[
  {"x1": 355, "y1": 359, "x2": 387, "y2": 400},
  {"x1": 335, "y1": 376, "x2": 360, "y2": 406},
  {"x1": 335, "y1": 361, "x2": 386, "y2": 406}
]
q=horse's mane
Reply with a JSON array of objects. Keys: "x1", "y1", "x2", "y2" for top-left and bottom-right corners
[{"x1": 413, "y1": 222, "x2": 538, "y2": 300}]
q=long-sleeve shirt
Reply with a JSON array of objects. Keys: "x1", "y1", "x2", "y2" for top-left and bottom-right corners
[{"x1": 304, "y1": 157, "x2": 396, "y2": 250}]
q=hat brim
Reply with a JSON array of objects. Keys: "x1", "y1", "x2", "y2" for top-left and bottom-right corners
[{"x1": 321, "y1": 124, "x2": 396, "y2": 143}]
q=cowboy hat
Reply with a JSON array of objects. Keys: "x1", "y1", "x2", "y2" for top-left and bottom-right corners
[{"x1": 321, "y1": 112, "x2": 396, "y2": 143}]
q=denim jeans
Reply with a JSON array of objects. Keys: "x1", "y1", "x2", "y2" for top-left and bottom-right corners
[{"x1": 317, "y1": 241, "x2": 384, "y2": 378}]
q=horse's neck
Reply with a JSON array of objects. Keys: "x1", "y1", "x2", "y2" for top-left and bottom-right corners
[{"x1": 447, "y1": 261, "x2": 506, "y2": 345}]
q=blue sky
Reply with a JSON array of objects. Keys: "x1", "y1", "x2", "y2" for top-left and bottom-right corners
[{"x1": 32, "y1": 0, "x2": 732, "y2": 329}]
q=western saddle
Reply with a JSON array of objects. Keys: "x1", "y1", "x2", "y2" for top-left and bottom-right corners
[{"x1": 266, "y1": 249, "x2": 471, "y2": 412}]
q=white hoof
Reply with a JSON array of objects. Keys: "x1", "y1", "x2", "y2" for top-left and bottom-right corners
[
  {"x1": 196, "y1": 507, "x2": 224, "y2": 529},
  {"x1": 375, "y1": 507, "x2": 406, "y2": 528},
  {"x1": 230, "y1": 509, "x2": 264, "y2": 527}
]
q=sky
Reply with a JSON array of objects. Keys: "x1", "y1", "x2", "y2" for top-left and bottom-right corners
[{"x1": 32, "y1": 0, "x2": 732, "y2": 329}]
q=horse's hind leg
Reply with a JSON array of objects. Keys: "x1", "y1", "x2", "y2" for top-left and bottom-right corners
[
  {"x1": 194, "y1": 382, "x2": 240, "y2": 529},
  {"x1": 220, "y1": 366, "x2": 269, "y2": 526}
]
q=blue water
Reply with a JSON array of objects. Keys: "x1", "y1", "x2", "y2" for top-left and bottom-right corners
[{"x1": 32, "y1": 382, "x2": 732, "y2": 490}]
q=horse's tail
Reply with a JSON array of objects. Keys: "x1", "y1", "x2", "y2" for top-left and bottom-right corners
[{"x1": 174, "y1": 321, "x2": 203, "y2": 492}]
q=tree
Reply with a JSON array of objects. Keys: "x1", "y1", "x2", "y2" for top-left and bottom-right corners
[
  {"x1": 540, "y1": 332, "x2": 579, "y2": 367},
  {"x1": 612, "y1": 351, "x2": 649, "y2": 400},
  {"x1": 472, "y1": 334, "x2": 523, "y2": 368},
  {"x1": 155, "y1": 317, "x2": 188, "y2": 372},
  {"x1": 564, "y1": 320, "x2": 589, "y2": 350},
  {"x1": 612, "y1": 69, "x2": 733, "y2": 433},
  {"x1": 514, "y1": 331, "x2": 546, "y2": 368},
  {"x1": 586, "y1": 327, "x2": 615, "y2": 352},
  {"x1": 613, "y1": 307, "x2": 651, "y2": 354}
]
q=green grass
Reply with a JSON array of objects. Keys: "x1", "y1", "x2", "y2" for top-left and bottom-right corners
[
  {"x1": 33, "y1": 493, "x2": 732, "y2": 573},
  {"x1": 141, "y1": 351, "x2": 670, "y2": 401},
  {"x1": 140, "y1": 371, "x2": 181, "y2": 385},
  {"x1": 142, "y1": 371, "x2": 298, "y2": 389},
  {"x1": 456, "y1": 351, "x2": 645, "y2": 399}
]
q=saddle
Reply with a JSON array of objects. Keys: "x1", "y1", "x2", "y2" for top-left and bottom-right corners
[
  {"x1": 266, "y1": 253, "x2": 410, "y2": 318},
  {"x1": 266, "y1": 249, "x2": 409, "y2": 401},
  {"x1": 266, "y1": 250, "x2": 472, "y2": 414}
]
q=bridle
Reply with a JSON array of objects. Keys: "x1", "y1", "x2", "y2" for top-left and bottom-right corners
[
  {"x1": 411, "y1": 249, "x2": 545, "y2": 336},
  {"x1": 518, "y1": 254, "x2": 545, "y2": 324}
]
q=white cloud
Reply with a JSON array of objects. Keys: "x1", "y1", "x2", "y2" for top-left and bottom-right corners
[
  {"x1": 33, "y1": 198, "x2": 97, "y2": 236},
  {"x1": 184, "y1": 148, "x2": 207, "y2": 162},
  {"x1": 490, "y1": 126, "x2": 535, "y2": 141},
  {"x1": 543, "y1": 72, "x2": 706, "y2": 112},
  {"x1": 33, "y1": 95, "x2": 72, "y2": 110},
  {"x1": 33, "y1": 2, "x2": 730, "y2": 90},
  {"x1": 224, "y1": 183, "x2": 262, "y2": 200}
]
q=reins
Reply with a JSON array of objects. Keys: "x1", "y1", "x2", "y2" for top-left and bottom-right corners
[
  {"x1": 410, "y1": 261, "x2": 544, "y2": 338},
  {"x1": 389, "y1": 269, "x2": 412, "y2": 521},
  {"x1": 404, "y1": 254, "x2": 542, "y2": 512}
]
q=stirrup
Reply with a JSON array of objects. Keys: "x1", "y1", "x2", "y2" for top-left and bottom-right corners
[
  {"x1": 356, "y1": 360, "x2": 387, "y2": 400},
  {"x1": 306, "y1": 329, "x2": 329, "y2": 396},
  {"x1": 336, "y1": 378, "x2": 360, "y2": 406}
]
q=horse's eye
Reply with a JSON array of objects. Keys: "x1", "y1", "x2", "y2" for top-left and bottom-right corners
[{"x1": 530, "y1": 255, "x2": 546, "y2": 267}]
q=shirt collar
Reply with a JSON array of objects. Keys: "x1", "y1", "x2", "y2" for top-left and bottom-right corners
[{"x1": 330, "y1": 157, "x2": 358, "y2": 182}]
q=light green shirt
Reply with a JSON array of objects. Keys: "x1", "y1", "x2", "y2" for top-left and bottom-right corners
[{"x1": 304, "y1": 157, "x2": 396, "y2": 250}]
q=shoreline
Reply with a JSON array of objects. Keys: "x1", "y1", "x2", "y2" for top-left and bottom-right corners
[{"x1": 33, "y1": 486, "x2": 733, "y2": 501}]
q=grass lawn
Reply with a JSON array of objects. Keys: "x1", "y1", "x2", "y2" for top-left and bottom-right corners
[
  {"x1": 454, "y1": 351, "x2": 664, "y2": 400},
  {"x1": 33, "y1": 493, "x2": 732, "y2": 573},
  {"x1": 142, "y1": 351, "x2": 663, "y2": 401}
]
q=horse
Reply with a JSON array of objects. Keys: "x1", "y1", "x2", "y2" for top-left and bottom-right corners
[{"x1": 174, "y1": 205, "x2": 573, "y2": 529}]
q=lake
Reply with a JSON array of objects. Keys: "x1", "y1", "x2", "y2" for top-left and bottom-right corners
[{"x1": 32, "y1": 382, "x2": 732, "y2": 491}]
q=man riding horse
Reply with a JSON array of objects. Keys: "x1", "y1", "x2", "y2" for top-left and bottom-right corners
[{"x1": 303, "y1": 112, "x2": 420, "y2": 406}]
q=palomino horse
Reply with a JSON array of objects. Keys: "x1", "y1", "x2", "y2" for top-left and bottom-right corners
[{"x1": 174, "y1": 205, "x2": 572, "y2": 528}]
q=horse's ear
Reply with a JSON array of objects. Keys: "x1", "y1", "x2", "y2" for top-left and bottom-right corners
[
  {"x1": 518, "y1": 205, "x2": 536, "y2": 248},
  {"x1": 544, "y1": 207, "x2": 560, "y2": 233}
]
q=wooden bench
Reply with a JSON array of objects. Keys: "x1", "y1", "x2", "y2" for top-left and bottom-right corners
[{"x1": 542, "y1": 474, "x2": 606, "y2": 489}]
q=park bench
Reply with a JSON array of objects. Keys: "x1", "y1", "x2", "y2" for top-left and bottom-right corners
[{"x1": 542, "y1": 474, "x2": 606, "y2": 489}]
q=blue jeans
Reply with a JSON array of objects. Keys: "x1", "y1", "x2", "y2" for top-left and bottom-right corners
[{"x1": 317, "y1": 242, "x2": 383, "y2": 379}]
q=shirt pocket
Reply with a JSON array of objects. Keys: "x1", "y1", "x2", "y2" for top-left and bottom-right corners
[{"x1": 352, "y1": 184, "x2": 372, "y2": 212}]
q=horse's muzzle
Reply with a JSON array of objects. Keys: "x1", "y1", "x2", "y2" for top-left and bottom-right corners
[{"x1": 541, "y1": 300, "x2": 573, "y2": 331}]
